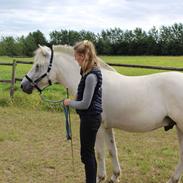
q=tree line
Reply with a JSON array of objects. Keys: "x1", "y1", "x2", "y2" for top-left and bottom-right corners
[{"x1": 1, "y1": 23, "x2": 183, "y2": 56}]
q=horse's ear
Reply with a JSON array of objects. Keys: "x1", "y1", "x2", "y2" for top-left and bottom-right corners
[{"x1": 38, "y1": 44, "x2": 47, "y2": 56}]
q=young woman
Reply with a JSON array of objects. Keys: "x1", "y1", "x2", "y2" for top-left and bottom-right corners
[{"x1": 64, "y1": 40, "x2": 103, "y2": 183}]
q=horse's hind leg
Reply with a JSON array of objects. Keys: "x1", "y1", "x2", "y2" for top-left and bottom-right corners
[
  {"x1": 167, "y1": 126, "x2": 183, "y2": 183},
  {"x1": 104, "y1": 128, "x2": 121, "y2": 183}
]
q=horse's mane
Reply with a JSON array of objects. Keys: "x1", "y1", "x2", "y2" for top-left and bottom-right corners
[{"x1": 53, "y1": 45, "x2": 117, "y2": 72}]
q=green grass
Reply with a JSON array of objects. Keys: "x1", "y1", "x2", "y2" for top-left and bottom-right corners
[
  {"x1": 101, "y1": 55, "x2": 183, "y2": 75},
  {"x1": 1, "y1": 55, "x2": 183, "y2": 110},
  {"x1": 0, "y1": 106, "x2": 180, "y2": 183},
  {"x1": 1, "y1": 56, "x2": 183, "y2": 182},
  {"x1": 0, "y1": 107, "x2": 82, "y2": 183}
]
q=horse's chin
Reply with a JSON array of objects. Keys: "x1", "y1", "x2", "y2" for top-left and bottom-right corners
[{"x1": 23, "y1": 89, "x2": 33, "y2": 94}]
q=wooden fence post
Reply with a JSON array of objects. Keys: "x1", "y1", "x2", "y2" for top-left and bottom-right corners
[{"x1": 10, "y1": 60, "x2": 16, "y2": 98}]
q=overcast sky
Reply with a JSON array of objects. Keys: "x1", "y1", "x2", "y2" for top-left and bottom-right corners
[{"x1": 1, "y1": 0, "x2": 183, "y2": 39}]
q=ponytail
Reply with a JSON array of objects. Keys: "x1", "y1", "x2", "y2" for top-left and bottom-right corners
[{"x1": 74, "y1": 40, "x2": 99, "y2": 74}]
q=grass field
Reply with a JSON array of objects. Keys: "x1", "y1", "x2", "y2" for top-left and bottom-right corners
[{"x1": 1, "y1": 56, "x2": 183, "y2": 183}]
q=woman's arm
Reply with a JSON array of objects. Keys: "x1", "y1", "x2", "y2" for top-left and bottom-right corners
[{"x1": 68, "y1": 73, "x2": 97, "y2": 110}]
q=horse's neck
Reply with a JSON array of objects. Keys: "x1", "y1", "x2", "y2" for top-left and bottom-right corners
[{"x1": 54, "y1": 53, "x2": 81, "y2": 96}]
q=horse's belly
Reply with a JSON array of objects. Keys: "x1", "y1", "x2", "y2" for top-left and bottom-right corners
[{"x1": 108, "y1": 118, "x2": 163, "y2": 132}]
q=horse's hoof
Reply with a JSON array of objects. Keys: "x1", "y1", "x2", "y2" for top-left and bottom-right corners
[
  {"x1": 97, "y1": 176, "x2": 106, "y2": 183},
  {"x1": 108, "y1": 172, "x2": 120, "y2": 183},
  {"x1": 108, "y1": 180, "x2": 113, "y2": 183},
  {"x1": 107, "y1": 179, "x2": 120, "y2": 183}
]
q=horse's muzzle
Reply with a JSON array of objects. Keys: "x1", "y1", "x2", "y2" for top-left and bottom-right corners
[{"x1": 20, "y1": 83, "x2": 33, "y2": 94}]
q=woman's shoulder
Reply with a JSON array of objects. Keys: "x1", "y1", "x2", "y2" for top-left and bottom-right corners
[{"x1": 86, "y1": 73, "x2": 97, "y2": 82}]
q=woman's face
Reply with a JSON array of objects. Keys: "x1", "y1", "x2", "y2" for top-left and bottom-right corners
[{"x1": 74, "y1": 52, "x2": 85, "y2": 66}]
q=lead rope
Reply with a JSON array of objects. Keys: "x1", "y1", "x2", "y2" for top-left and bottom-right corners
[
  {"x1": 66, "y1": 88, "x2": 75, "y2": 173},
  {"x1": 40, "y1": 88, "x2": 75, "y2": 173}
]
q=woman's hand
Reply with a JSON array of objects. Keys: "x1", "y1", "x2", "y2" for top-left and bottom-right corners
[{"x1": 64, "y1": 99, "x2": 71, "y2": 106}]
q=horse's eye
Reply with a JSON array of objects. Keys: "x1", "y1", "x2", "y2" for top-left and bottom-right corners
[{"x1": 35, "y1": 64, "x2": 39, "y2": 72}]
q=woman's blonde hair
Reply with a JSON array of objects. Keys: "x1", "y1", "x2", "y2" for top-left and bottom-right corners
[{"x1": 74, "y1": 40, "x2": 100, "y2": 74}]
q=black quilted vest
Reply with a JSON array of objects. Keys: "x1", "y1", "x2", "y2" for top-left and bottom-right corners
[{"x1": 76, "y1": 67, "x2": 103, "y2": 116}]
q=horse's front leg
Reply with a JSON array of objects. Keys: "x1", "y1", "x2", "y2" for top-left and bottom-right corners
[
  {"x1": 104, "y1": 128, "x2": 121, "y2": 183},
  {"x1": 167, "y1": 126, "x2": 183, "y2": 183},
  {"x1": 96, "y1": 125, "x2": 106, "y2": 182}
]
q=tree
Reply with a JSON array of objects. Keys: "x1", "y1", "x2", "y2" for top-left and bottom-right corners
[
  {"x1": 32, "y1": 30, "x2": 47, "y2": 46},
  {"x1": 24, "y1": 33, "x2": 37, "y2": 56},
  {"x1": 79, "y1": 30, "x2": 97, "y2": 44},
  {"x1": 50, "y1": 30, "x2": 81, "y2": 45},
  {"x1": 0, "y1": 36, "x2": 17, "y2": 56},
  {"x1": 1, "y1": 24, "x2": 183, "y2": 56},
  {"x1": 23, "y1": 30, "x2": 47, "y2": 56},
  {"x1": 147, "y1": 27, "x2": 160, "y2": 55}
]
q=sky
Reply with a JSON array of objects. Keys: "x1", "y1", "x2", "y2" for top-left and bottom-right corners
[{"x1": 1, "y1": 0, "x2": 183, "y2": 39}]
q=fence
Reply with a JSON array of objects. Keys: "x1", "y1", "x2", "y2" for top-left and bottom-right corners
[
  {"x1": 1, "y1": 60, "x2": 183, "y2": 97},
  {"x1": 0, "y1": 60, "x2": 33, "y2": 97}
]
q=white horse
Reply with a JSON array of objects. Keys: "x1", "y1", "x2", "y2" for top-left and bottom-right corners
[{"x1": 21, "y1": 45, "x2": 183, "y2": 183}]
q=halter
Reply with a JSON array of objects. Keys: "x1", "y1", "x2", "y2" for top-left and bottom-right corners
[{"x1": 25, "y1": 46, "x2": 54, "y2": 93}]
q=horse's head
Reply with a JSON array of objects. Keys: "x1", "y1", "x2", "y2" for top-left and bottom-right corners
[{"x1": 21, "y1": 45, "x2": 57, "y2": 94}]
